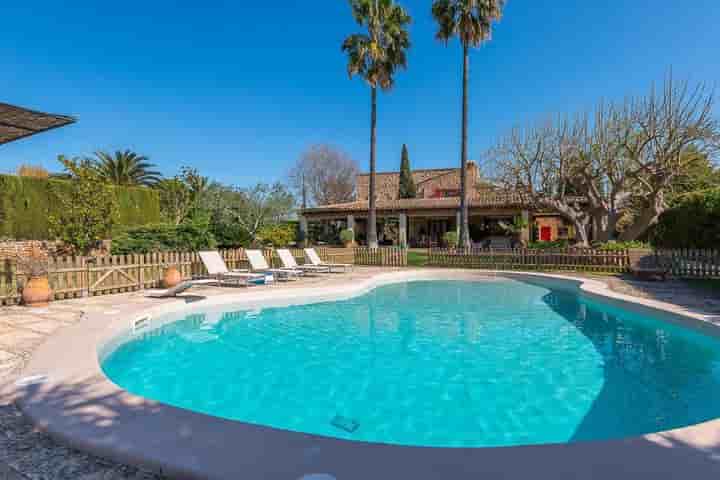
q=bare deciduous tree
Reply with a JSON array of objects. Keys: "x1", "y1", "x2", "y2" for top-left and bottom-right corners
[
  {"x1": 491, "y1": 118, "x2": 594, "y2": 246},
  {"x1": 203, "y1": 182, "x2": 294, "y2": 244},
  {"x1": 491, "y1": 76, "x2": 719, "y2": 245},
  {"x1": 288, "y1": 145, "x2": 360, "y2": 207}
]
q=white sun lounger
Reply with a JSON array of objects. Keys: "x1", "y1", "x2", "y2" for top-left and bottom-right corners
[
  {"x1": 276, "y1": 249, "x2": 330, "y2": 274},
  {"x1": 304, "y1": 248, "x2": 352, "y2": 273},
  {"x1": 245, "y1": 250, "x2": 302, "y2": 281},
  {"x1": 198, "y1": 251, "x2": 266, "y2": 286},
  {"x1": 144, "y1": 279, "x2": 217, "y2": 298}
]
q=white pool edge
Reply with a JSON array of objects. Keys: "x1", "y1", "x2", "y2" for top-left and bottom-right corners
[{"x1": 12, "y1": 269, "x2": 720, "y2": 480}]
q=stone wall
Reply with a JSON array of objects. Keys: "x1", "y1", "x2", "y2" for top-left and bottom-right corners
[
  {"x1": 356, "y1": 162, "x2": 480, "y2": 201},
  {"x1": 0, "y1": 240, "x2": 61, "y2": 259}
]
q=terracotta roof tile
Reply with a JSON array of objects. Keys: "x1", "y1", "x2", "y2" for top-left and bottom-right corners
[{"x1": 301, "y1": 193, "x2": 530, "y2": 214}]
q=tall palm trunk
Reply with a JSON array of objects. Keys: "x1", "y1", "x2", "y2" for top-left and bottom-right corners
[
  {"x1": 368, "y1": 85, "x2": 379, "y2": 248},
  {"x1": 458, "y1": 43, "x2": 470, "y2": 248}
]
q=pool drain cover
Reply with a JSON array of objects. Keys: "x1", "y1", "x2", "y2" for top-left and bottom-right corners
[{"x1": 331, "y1": 415, "x2": 359, "y2": 433}]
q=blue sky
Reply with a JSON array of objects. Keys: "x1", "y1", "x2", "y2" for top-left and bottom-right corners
[{"x1": 2, "y1": 1, "x2": 719, "y2": 186}]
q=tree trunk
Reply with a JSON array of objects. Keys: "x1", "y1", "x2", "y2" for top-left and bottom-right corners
[
  {"x1": 592, "y1": 211, "x2": 621, "y2": 243},
  {"x1": 543, "y1": 199, "x2": 591, "y2": 247},
  {"x1": 458, "y1": 43, "x2": 471, "y2": 248},
  {"x1": 618, "y1": 193, "x2": 665, "y2": 242},
  {"x1": 572, "y1": 218, "x2": 591, "y2": 247},
  {"x1": 368, "y1": 86, "x2": 379, "y2": 249}
]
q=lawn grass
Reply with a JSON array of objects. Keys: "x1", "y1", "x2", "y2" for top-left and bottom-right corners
[{"x1": 407, "y1": 250, "x2": 429, "y2": 267}]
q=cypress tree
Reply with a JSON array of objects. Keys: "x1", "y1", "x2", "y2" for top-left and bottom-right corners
[{"x1": 398, "y1": 144, "x2": 417, "y2": 199}]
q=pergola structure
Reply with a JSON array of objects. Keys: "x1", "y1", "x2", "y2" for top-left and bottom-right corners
[{"x1": 0, "y1": 102, "x2": 76, "y2": 146}]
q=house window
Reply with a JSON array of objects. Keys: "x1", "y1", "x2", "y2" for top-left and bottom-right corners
[{"x1": 431, "y1": 188, "x2": 460, "y2": 198}]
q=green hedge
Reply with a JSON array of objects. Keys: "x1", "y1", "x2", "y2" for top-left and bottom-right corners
[
  {"x1": 0, "y1": 174, "x2": 161, "y2": 240},
  {"x1": 652, "y1": 188, "x2": 720, "y2": 249},
  {"x1": 111, "y1": 222, "x2": 217, "y2": 254}
]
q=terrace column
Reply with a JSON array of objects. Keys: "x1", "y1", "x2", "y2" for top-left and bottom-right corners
[
  {"x1": 456, "y1": 211, "x2": 461, "y2": 237},
  {"x1": 398, "y1": 213, "x2": 407, "y2": 248},
  {"x1": 520, "y1": 210, "x2": 531, "y2": 245},
  {"x1": 347, "y1": 215, "x2": 357, "y2": 245},
  {"x1": 299, "y1": 216, "x2": 309, "y2": 247}
]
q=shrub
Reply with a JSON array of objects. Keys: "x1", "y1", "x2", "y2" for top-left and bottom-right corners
[
  {"x1": 17, "y1": 165, "x2": 49, "y2": 179},
  {"x1": 111, "y1": 222, "x2": 217, "y2": 254},
  {"x1": 443, "y1": 231, "x2": 458, "y2": 247},
  {"x1": 48, "y1": 158, "x2": 119, "y2": 254},
  {"x1": 652, "y1": 188, "x2": 720, "y2": 249},
  {"x1": 339, "y1": 228, "x2": 355, "y2": 244},
  {"x1": 595, "y1": 240, "x2": 649, "y2": 251},
  {"x1": 211, "y1": 220, "x2": 251, "y2": 248},
  {"x1": 528, "y1": 240, "x2": 569, "y2": 249},
  {"x1": 256, "y1": 223, "x2": 296, "y2": 247}
]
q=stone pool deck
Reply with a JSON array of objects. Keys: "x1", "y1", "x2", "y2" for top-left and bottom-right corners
[
  {"x1": 0, "y1": 267, "x2": 392, "y2": 479},
  {"x1": 0, "y1": 269, "x2": 718, "y2": 479}
]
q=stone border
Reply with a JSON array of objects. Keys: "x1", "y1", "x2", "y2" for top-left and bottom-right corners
[{"x1": 12, "y1": 270, "x2": 720, "y2": 479}]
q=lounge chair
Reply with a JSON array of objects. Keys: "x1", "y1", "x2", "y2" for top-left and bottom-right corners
[
  {"x1": 277, "y1": 249, "x2": 330, "y2": 274},
  {"x1": 245, "y1": 250, "x2": 303, "y2": 281},
  {"x1": 144, "y1": 279, "x2": 217, "y2": 298},
  {"x1": 629, "y1": 250, "x2": 670, "y2": 281},
  {"x1": 198, "y1": 251, "x2": 266, "y2": 286},
  {"x1": 304, "y1": 248, "x2": 352, "y2": 273}
]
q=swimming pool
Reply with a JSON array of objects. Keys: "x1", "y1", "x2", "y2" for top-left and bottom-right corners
[{"x1": 100, "y1": 278, "x2": 720, "y2": 448}]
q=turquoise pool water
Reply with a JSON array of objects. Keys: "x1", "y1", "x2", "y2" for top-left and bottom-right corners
[{"x1": 101, "y1": 279, "x2": 720, "y2": 447}]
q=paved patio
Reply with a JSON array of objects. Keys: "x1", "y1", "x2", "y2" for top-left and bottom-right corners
[{"x1": 0, "y1": 269, "x2": 717, "y2": 479}]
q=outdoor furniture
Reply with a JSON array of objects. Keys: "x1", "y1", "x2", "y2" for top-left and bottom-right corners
[
  {"x1": 198, "y1": 251, "x2": 266, "y2": 286},
  {"x1": 486, "y1": 236, "x2": 513, "y2": 250},
  {"x1": 144, "y1": 279, "x2": 217, "y2": 298},
  {"x1": 245, "y1": 250, "x2": 303, "y2": 281},
  {"x1": 277, "y1": 249, "x2": 330, "y2": 274},
  {"x1": 304, "y1": 248, "x2": 353, "y2": 273},
  {"x1": 629, "y1": 250, "x2": 670, "y2": 281}
]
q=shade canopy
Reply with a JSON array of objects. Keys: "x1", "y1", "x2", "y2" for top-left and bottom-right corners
[{"x1": 0, "y1": 102, "x2": 76, "y2": 145}]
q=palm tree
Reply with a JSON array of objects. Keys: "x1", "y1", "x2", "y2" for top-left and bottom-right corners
[
  {"x1": 92, "y1": 150, "x2": 162, "y2": 186},
  {"x1": 343, "y1": 0, "x2": 411, "y2": 248},
  {"x1": 432, "y1": 0, "x2": 505, "y2": 247}
]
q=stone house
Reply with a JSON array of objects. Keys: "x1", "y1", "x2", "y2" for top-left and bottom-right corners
[{"x1": 300, "y1": 162, "x2": 575, "y2": 247}]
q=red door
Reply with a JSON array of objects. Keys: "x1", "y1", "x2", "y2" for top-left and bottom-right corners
[{"x1": 540, "y1": 226, "x2": 552, "y2": 242}]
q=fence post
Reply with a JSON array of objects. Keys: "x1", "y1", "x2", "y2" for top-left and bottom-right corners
[
  {"x1": 84, "y1": 256, "x2": 92, "y2": 298},
  {"x1": 138, "y1": 254, "x2": 145, "y2": 290}
]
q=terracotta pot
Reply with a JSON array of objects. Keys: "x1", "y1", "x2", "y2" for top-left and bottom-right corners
[
  {"x1": 22, "y1": 276, "x2": 53, "y2": 307},
  {"x1": 163, "y1": 266, "x2": 183, "y2": 288}
]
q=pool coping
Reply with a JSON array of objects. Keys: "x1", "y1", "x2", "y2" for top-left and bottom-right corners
[{"x1": 10, "y1": 269, "x2": 720, "y2": 479}]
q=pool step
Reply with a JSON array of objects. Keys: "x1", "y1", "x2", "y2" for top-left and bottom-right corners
[{"x1": 330, "y1": 415, "x2": 359, "y2": 433}]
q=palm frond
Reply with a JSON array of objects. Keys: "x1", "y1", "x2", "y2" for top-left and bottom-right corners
[
  {"x1": 431, "y1": 0, "x2": 504, "y2": 47},
  {"x1": 91, "y1": 149, "x2": 162, "y2": 187},
  {"x1": 342, "y1": 0, "x2": 412, "y2": 91}
]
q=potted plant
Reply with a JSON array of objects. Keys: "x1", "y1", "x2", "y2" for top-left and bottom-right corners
[
  {"x1": 16, "y1": 249, "x2": 52, "y2": 307},
  {"x1": 162, "y1": 263, "x2": 183, "y2": 288},
  {"x1": 340, "y1": 228, "x2": 355, "y2": 248},
  {"x1": 443, "y1": 231, "x2": 459, "y2": 250}
]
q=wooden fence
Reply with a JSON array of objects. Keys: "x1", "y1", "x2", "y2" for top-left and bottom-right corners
[
  {"x1": 3, "y1": 246, "x2": 714, "y2": 306},
  {"x1": 655, "y1": 249, "x2": 720, "y2": 278},
  {"x1": 427, "y1": 247, "x2": 630, "y2": 273},
  {"x1": 0, "y1": 247, "x2": 352, "y2": 306},
  {"x1": 354, "y1": 247, "x2": 408, "y2": 267}
]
